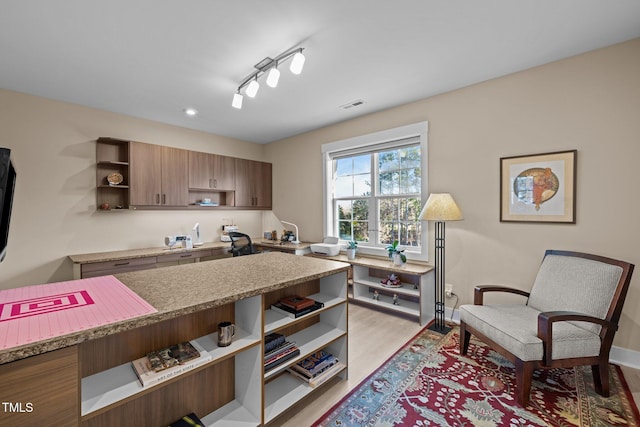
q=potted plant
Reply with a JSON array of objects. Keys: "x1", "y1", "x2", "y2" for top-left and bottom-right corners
[
  {"x1": 346, "y1": 240, "x2": 358, "y2": 260},
  {"x1": 386, "y1": 240, "x2": 406, "y2": 265}
]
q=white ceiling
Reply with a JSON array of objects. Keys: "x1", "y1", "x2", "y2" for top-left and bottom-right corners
[{"x1": 2, "y1": 1, "x2": 639, "y2": 144}]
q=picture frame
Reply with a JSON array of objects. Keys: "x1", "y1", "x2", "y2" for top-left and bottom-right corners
[{"x1": 500, "y1": 150, "x2": 576, "y2": 223}]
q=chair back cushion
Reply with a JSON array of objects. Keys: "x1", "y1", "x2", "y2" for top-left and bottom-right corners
[{"x1": 527, "y1": 254, "x2": 623, "y2": 334}]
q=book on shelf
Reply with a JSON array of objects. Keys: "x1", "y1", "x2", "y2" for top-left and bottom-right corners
[
  {"x1": 264, "y1": 341, "x2": 297, "y2": 361},
  {"x1": 290, "y1": 350, "x2": 338, "y2": 378},
  {"x1": 264, "y1": 332, "x2": 286, "y2": 353},
  {"x1": 131, "y1": 340, "x2": 211, "y2": 387},
  {"x1": 146, "y1": 341, "x2": 201, "y2": 372},
  {"x1": 270, "y1": 300, "x2": 324, "y2": 319},
  {"x1": 288, "y1": 362, "x2": 346, "y2": 388},
  {"x1": 264, "y1": 346, "x2": 300, "y2": 372},
  {"x1": 279, "y1": 295, "x2": 316, "y2": 311}
]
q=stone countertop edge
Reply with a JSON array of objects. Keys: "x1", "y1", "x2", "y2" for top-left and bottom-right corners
[
  {"x1": 68, "y1": 241, "x2": 231, "y2": 264},
  {"x1": 0, "y1": 252, "x2": 350, "y2": 365}
]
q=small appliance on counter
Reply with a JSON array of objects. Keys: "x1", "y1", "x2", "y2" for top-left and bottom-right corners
[
  {"x1": 220, "y1": 225, "x2": 239, "y2": 242},
  {"x1": 165, "y1": 235, "x2": 193, "y2": 249},
  {"x1": 310, "y1": 236, "x2": 340, "y2": 256}
]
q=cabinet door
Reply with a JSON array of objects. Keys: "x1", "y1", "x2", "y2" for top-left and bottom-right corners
[
  {"x1": 130, "y1": 141, "x2": 162, "y2": 206},
  {"x1": 212, "y1": 154, "x2": 235, "y2": 191},
  {"x1": 130, "y1": 142, "x2": 188, "y2": 207},
  {"x1": 234, "y1": 158, "x2": 256, "y2": 207},
  {"x1": 188, "y1": 151, "x2": 211, "y2": 190},
  {"x1": 189, "y1": 152, "x2": 236, "y2": 191},
  {"x1": 255, "y1": 161, "x2": 272, "y2": 208},
  {"x1": 235, "y1": 159, "x2": 272, "y2": 208},
  {"x1": 161, "y1": 146, "x2": 189, "y2": 206}
]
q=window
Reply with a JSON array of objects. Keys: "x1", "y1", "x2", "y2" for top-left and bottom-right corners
[{"x1": 322, "y1": 122, "x2": 428, "y2": 259}]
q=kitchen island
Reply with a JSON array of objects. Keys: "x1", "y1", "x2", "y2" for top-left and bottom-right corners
[{"x1": 0, "y1": 252, "x2": 350, "y2": 426}]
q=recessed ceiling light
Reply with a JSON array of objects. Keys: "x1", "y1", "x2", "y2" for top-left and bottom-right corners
[{"x1": 183, "y1": 108, "x2": 198, "y2": 117}]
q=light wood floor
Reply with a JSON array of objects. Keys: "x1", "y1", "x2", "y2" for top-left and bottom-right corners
[{"x1": 273, "y1": 304, "x2": 640, "y2": 426}]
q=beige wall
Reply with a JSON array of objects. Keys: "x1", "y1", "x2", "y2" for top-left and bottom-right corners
[
  {"x1": 0, "y1": 89, "x2": 268, "y2": 288},
  {"x1": 265, "y1": 38, "x2": 640, "y2": 351}
]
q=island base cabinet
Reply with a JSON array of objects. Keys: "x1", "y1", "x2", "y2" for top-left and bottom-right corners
[
  {"x1": 0, "y1": 346, "x2": 78, "y2": 426},
  {"x1": 82, "y1": 359, "x2": 234, "y2": 427}
]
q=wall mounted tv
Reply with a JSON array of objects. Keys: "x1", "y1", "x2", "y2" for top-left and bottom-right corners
[{"x1": 0, "y1": 148, "x2": 16, "y2": 263}]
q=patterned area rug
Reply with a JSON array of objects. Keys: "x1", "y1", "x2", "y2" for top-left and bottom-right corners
[{"x1": 313, "y1": 326, "x2": 640, "y2": 426}]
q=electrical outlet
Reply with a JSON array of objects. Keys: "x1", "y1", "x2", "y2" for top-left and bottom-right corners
[{"x1": 445, "y1": 283, "x2": 453, "y2": 298}]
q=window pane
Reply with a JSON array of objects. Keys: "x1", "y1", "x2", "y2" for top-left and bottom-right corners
[
  {"x1": 335, "y1": 158, "x2": 352, "y2": 177},
  {"x1": 379, "y1": 150, "x2": 399, "y2": 172},
  {"x1": 353, "y1": 154, "x2": 371, "y2": 174},
  {"x1": 335, "y1": 176, "x2": 352, "y2": 197},
  {"x1": 352, "y1": 199, "x2": 368, "y2": 220},
  {"x1": 353, "y1": 221, "x2": 369, "y2": 242},
  {"x1": 379, "y1": 198, "x2": 398, "y2": 222},
  {"x1": 353, "y1": 174, "x2": 371, "y2": 196},
  {"x1": 379, "y1": 171, "x2": 399, "y2": 195},
  {"x1": 338, "y1": 221, "x2": 352, "y2": 240},
  {"x1": 337, "y1": 200, "x2": 352, "y2": 220},
  {"x1": 379, "y1": 222, "x2": 397, "y2": 245},
  {"x1": 400, "y1": 146, "x2": 421, "y2": 169}
]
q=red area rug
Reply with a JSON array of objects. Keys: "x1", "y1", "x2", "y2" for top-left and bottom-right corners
[{"x1": 314, "y1": 326, "x2": 640, "y2": 426}]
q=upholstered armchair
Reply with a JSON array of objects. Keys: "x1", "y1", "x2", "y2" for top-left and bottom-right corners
[{"x1": 459, "y1": 250, "x2": 634, "y2": 406}]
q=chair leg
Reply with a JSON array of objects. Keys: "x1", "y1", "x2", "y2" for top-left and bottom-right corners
[
  {"x1": 514, "y1": 359, "x2": 535, "y2": 406},
  {"x1": 592, "y1": 361, "x2": 610, "y2": 397},
  {"x1": 460, "y1": 322, "x2": 471, "y2": 355}
]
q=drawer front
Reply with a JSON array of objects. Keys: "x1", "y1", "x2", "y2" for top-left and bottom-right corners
[
  {"x1": 81, "y1": 264, "x2": 157, "y2": 278},
  {"x1": 81, "y1": 256, "x2": 157, "y2": 275},
  {"x1": 156, "y1": 249, "x2": 212, "y2": 263}
]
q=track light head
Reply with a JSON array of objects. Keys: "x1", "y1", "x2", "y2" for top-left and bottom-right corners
[
  {"x1": 246, "y1": 79, "x2": 260, "y2": 98},
  {"x1": 232, "y1": 92, "x2": 243, "y2": 109},
  {"x1": 266, "y1": 66, "x2": 280, "y2": 88},
  {"x1": 289, "y1": 51, "x2": 305, "y2": 75}
]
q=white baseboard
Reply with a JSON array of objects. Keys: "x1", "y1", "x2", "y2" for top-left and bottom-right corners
[{"x1": 445, "y1": 306, "x2": 640, "y2": 369}]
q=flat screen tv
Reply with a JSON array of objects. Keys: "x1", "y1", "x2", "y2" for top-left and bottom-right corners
[{"x1": 0, "y1": 148, "x2": 16, "y2": 263}]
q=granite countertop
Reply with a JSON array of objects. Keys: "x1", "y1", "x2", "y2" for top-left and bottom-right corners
[
  {"x1": 1, "y1": 252, "x2": 350, "y2": 365},
  {"x1": 68, "y1": 241, "x2": 231, "y2": 264},
  {"x1": 310, "y1": 253, "x2": 433, "y2": 275}
]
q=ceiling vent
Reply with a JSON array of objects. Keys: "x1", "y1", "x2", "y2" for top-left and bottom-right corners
[{"x1": 340, "y1": 99, "x2": 365, "y2": 110}]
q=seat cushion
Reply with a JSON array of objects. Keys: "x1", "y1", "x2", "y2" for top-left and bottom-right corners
[{"x1": 460, "y1": 304, "x2": 602, "y2": 361}]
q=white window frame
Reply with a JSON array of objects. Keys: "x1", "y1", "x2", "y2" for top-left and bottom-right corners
[{"x1": 322, "y1": 121, "x2": 429, "y2": 261}]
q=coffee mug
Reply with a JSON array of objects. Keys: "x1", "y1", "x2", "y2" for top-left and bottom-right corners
[{"x1": 217, "y1": 321, "x2": 236, "y2": 347}]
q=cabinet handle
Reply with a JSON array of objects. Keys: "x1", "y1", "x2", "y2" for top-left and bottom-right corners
[
  {"x1": 114, "y1": 261, "x2": 130, "y2": 266},
  {"x1": 209, "y1": 178, "x2": 212, "y2": 188},
  {"x1": 156, "y1": 194, "x2": 160, "y2": 204},
  {"x1": 180, "y1": 254, "x2": 193, "y2": 258},
  {"x1": 213, "y1": 179, "x2": 217, "y2": 188},
  {"x1": 162, "y1": 194, "x2": 166, "y2": 204}
]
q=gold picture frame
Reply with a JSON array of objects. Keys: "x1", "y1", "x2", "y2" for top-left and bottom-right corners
[{"x1": 500, "y1": 150, "x2": 576, "y2": 223}]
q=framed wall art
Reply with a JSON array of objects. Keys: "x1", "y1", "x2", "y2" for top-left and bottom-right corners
[{"x1": 500, "y1": 150, "x2": 576, "y2": 223}]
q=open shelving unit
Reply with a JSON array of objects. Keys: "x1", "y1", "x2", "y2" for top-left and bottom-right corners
[
  {"x1": 76, "y1": 268, "x2": 347, "y2": 426},
  {"x1": 80, "y1": 296, "x2": 263, "y2": 427},
  {"x1": 96, "y1": 137, "x2": 130, "y2": 210},
  {"x1": 262, "y1": 271, "x2": 348, "y2": 425},
  {"x1": 351, "y1": 261, "x2": 434, "y2": 326}
]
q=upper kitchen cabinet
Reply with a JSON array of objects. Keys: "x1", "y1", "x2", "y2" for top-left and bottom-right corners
[
  {"x1": 235, "y1": 158, "x2": 272, "y2": 209},
  {"x1": 188, "y1": 151, "x2": 235, "y2": 191},
  {"x1": 129, "y1": 142, "x2": 189, "y2": 207}
]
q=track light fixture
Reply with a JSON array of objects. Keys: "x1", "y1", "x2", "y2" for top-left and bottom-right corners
[{"x1": 231, "y1": 47, "x2": 305, "y2": 109}]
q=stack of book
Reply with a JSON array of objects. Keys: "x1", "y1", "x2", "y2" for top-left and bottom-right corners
[
  {"x1": 264, "y1": 332, "x2": 300, "y2": 372},
  {"x1": 131, "y1": 341, "x2": 211, "y2": 387},
  {"x1": 270, "y1": 295, "x2": 324, "y2": 318},
  {"x1": 287, "y1": 350, "x2": 345, "y2": 388}
]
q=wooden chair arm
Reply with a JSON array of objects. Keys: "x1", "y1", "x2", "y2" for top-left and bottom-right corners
[
  {"x1": 473, "y1": 285, "x2": 531, "y2": 305},
  {"x1": 537, "y1": 311, "x2": 616, "y2": 365}
]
